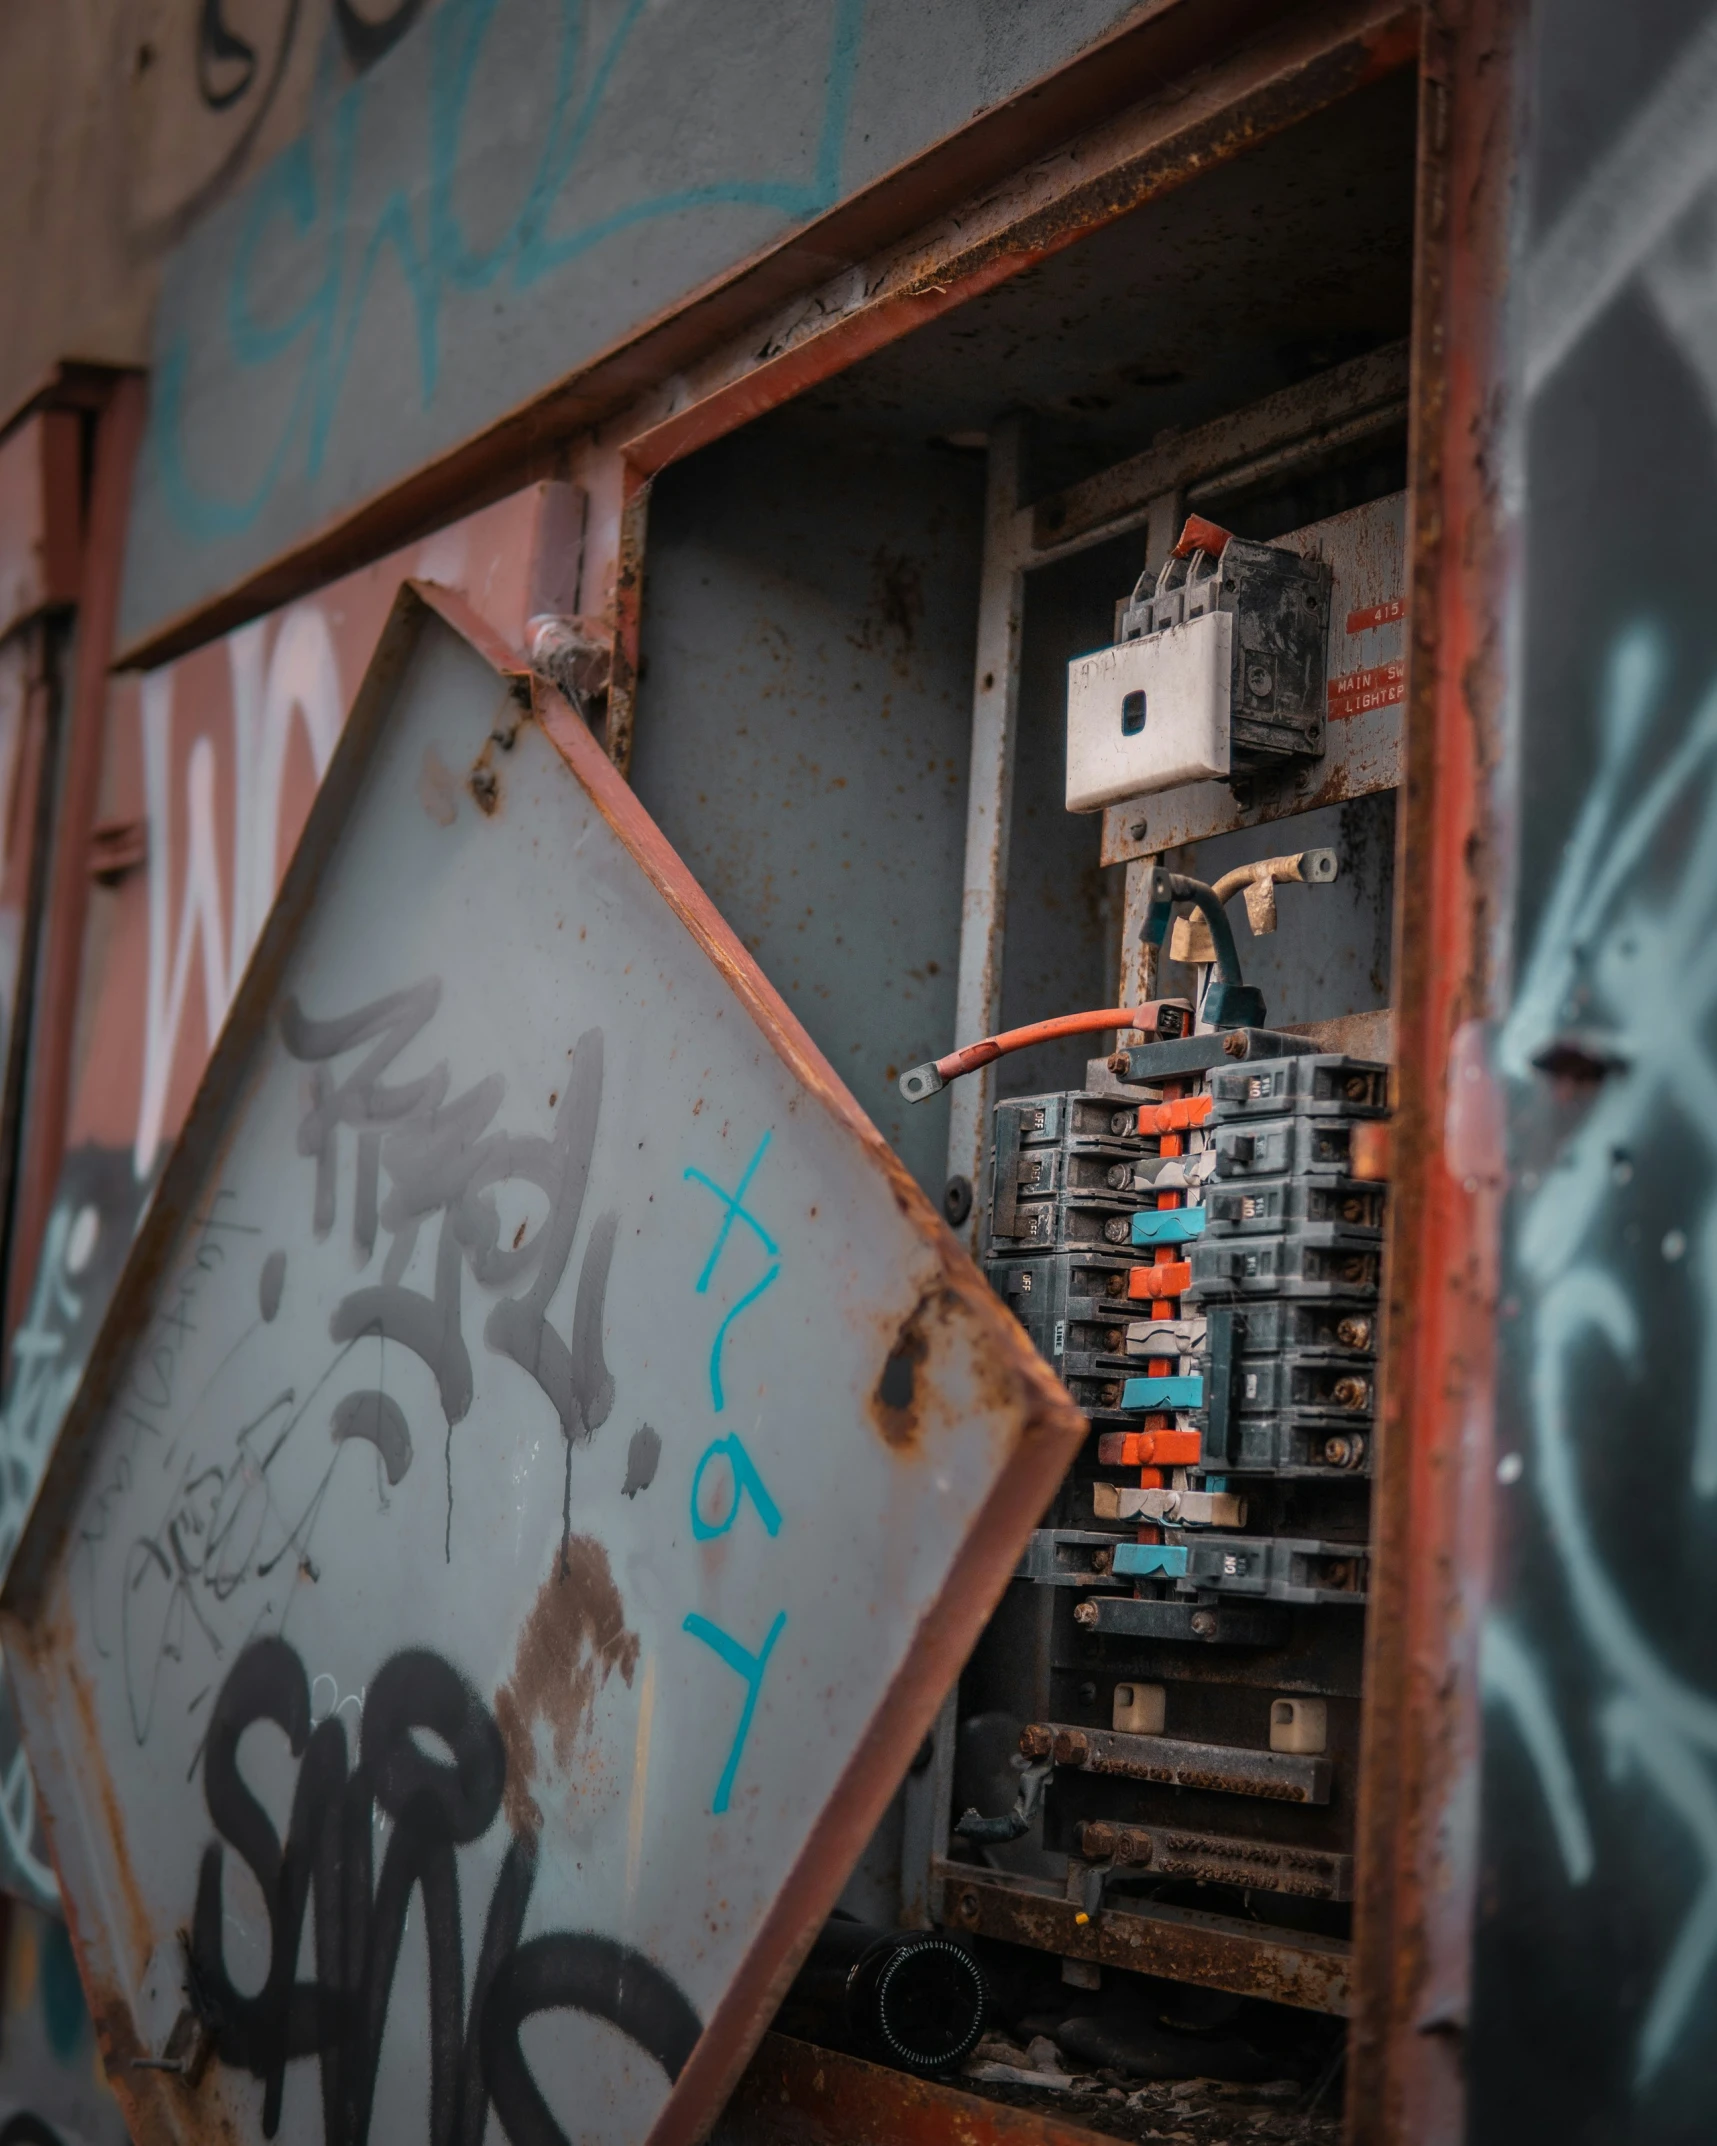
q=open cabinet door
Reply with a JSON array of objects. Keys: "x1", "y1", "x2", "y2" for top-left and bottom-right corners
[{"x1": 0, "y1": 583, "x2": 1084, "y2": 2146}]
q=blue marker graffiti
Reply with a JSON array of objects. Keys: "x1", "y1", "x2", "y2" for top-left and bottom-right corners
[
  {"x1": 685, "y1": 1130, "x2": 781, "y2": 1412},
  {"x1": 682, "y1": 1609, "x2": 787, "y2": 1815},
  {"x1": 690, "y1": 1432, "x2": 783, "y2": 1542},
  {"x1": 153, "y1": 0, "x2": 866, "y2": 542}
]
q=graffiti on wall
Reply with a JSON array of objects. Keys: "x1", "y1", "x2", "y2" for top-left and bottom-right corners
[
  {"x1": 149, "y1": 0, "x2": 864, "y2": 546},
  {"x1": 1470, "y1": 2, "x2": 1717, "y2": 2132},
  {"x1": 0, "y1": 1901, "x2": 128, "y2": 2146},
  {"x1": 0, "y1": 484, "x2": 569, "y2": 1913}
]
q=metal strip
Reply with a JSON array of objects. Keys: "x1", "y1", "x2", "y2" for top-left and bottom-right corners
[
  {"x1": 4, "y1": 372, "x2": 144, "y2": 1345},
  {"x1": 1346, "y1": 3, "x2": 1519, "y2": 2137},
  {"x1": 937, "y1": 1864, "x2": 1353, "y2": 2015}
]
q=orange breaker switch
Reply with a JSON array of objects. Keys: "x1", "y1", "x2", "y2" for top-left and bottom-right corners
[
  {"x1": 1128, "y1": 1261, "x2": 1190, "y2": 1299},
  {"x1": 1097, "y1": 1428, "x2": 1202, "y2": 1467},
  {"x1": 1136, "y1": 1094, "x2": 1214, "y2": 1136}
]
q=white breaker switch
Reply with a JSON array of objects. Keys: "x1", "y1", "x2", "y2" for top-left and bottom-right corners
[{"x1": 1064, "y1": 514, "x2": 1332, "y2": 812}]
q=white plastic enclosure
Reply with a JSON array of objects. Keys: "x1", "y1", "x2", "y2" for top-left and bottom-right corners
[{"x1": 1065, "y1": 610, "x2": 1233, "y2": 811}]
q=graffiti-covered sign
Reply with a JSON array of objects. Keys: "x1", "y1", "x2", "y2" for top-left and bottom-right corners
[
  {"x1": 0, "y1": 479, "x2": 576, "y2": 1914},
  {"x1": 0, "y1": 585, "x2": 1081, "y2": 2146}
]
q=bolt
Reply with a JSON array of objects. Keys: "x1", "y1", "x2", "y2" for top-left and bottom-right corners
[
  {"x1": 1344, "y1": 1074, "x2": 1369, "y2": 1100},
  {"x1": 1098, "y1": 1384, "x2": 1122, "y2": 1408},
  {"x1": 1190, "y1": 1609, "x2": 1218, "y2": 1638},
  {"x1": 1224, "y1": 1034, "x2": 1248, "y2": 1059},
  {"x1": 958, "y1": 1890, "x2": 980, "y2": 1924},
  {"x1": 1110, "y1": 1111, "x2": 1135, "y2": 1136},
  {"x1": 1079, "y1": 1680, "x2": 1098, "y2": 1703},
  {"x1": 1019, "y1": 1723, "x2": 1054, "y2": 1759},
  {"x1": 1130, "y1": 819, "x2": 1149, "y2": 842},
  {"x1": 1332, "y1": 1376, "x2": 1369, "y2": 1410},
  {"x1": 1082, "y1": 1822, "x2": 1119, "y2": 1858},
  {"x1": 1052, "y1": 1728, "x2": 1091, "y2": 1766},
  {"x1": 1335, "y1": 1315, "x2": 1372, "y2": 1349},
  {"x1": 1106, "y1": 1163, "x2": 1132, "y2": 1190},
  {"x1": 1103, "y1": 1275, "x2": 1125, "y2": 1298},
  {"x1": 1091, "y1": 1547, "x2": 1114, "y2": 1575},
  {"x1": 1340, "y1": 1196, "x2": 1367, "y2": 1222},
  {"x1": 1103, "y1": 1328, "x2": 1123, "y2": 1350},
  {"x1": 1074, "y1": 1600, "x2": 1099, "y2": 1627},
  {"x1": 1104, "y1": 1219, "x2": 1130, "y2": 1245},
  {"x1": 1323, "y1": 1435, "x2": 1355, "y2": 1466},
  {"x1": 1107, "y1": 1052, "x2": 1131, "y2": 1076}
]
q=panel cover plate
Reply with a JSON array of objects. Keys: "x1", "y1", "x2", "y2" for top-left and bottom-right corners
[{"x1": 0, "y1": 585, "x2": 1083, "y2": 2146}]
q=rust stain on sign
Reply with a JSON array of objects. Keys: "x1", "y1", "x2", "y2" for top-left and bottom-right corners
[
  {"x1": 869, "y1": 1288, "x2": 954, "y2": 1451},
  {"x1": 494, "y1": 1534, "x2": 640, "y2": 1835}
]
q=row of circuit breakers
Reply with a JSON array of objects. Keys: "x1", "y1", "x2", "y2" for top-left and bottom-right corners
[
  {"x1": 977, "y1": 1030, "x2": 1387, "y2": 1906},
  {"x1": 903, "y1": 505, "x2": 1394, "y2": 1920}
]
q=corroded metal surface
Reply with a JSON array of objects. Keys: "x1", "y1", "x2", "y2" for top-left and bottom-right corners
[
  {"x1": 712, "y1": 2034, "x2": 1117, "y2": 2146},
  {"x1": 936, "y1": 1865, "x2": 1352, "y2": 2016},
  {"x1": 1099, "y1": 493, "x2": 1407, "y2": 863},
  {"x1": 1346, "y1": 4, "x2": 1519, "y2": 2140},
  {"x1": 0, "y1": 586, "x2": 1084, "y2": 2146}
]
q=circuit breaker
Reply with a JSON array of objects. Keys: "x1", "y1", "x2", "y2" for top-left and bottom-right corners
[
  {"x1": 975, "y1": 1035, "x2": 1387, "y2": 1929},
  {"x1": 1065, "y1": 515, "x2": 1332, "y2": 811}
]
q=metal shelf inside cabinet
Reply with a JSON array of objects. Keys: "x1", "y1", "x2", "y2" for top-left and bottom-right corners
[{"x1": 930, "y1": 1861, "x2": 1351, "y2": 2016}]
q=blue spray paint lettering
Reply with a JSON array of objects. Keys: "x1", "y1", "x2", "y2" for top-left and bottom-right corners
[
  {"x1": 685, "y1": 1130, "x2": 780, "y2": 1412},
  {"x1": 682, "y1": 1609, "x2": 787, "y2": 1815},
  {"x1": 690, "y1": 1431, "x2": 782, "y2": 1542},
  {"x1": 154, "y1": 0, "x2": 867, "y2": 543}
]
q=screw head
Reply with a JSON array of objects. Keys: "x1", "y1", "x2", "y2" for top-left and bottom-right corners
[
  {"x1": 1190, "y1": 1609, "x2": 1218, "y2": 1638},
  {"x1": 1074, "y1": 1600, "x2": 1099, "y2": 1627},
  {"x1": 1224, "y1": 1034, "x2": 1248, "y2": 1059}
]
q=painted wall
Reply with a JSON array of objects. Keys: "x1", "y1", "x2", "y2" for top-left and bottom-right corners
[
  {"x1": 0, "y1": 3, "x2": 435, "y2": 432},
  {"x1": 0, "y1": 1905, "x2": 128, "y2": 2146},
  {"x1": 0, "y1": 480, "x2": 576, "y2": 1908},
  {"x1": 1470, "y1": 0, "x2": 1717, "y2": 2135},
  {"x1": 117, "y1": 0, "x2": 1146, "y2": 648}
]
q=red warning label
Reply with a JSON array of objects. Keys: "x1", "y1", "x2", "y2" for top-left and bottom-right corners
[
  {"x1": 1328, "y1": 660, "x2": 1405, "y2": 719},
  {"x1": 1345, "y1": 597, "x2": 1407, "y2": 634}
]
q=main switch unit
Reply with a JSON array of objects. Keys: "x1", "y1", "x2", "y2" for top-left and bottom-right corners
[{"x1": 1065, "y1": 515, "x2": 1332, "y2": 811}]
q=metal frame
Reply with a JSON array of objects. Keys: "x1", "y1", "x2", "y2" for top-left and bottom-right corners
[
  {"x1": 1346, "y1": 2, "x2": 1519, "y2": 2137},
  {"x1": 4, "y1": 372, "x2": 145, "y2": 1343},
  {"x1": 0, "y1": 579, "x2": 1091, "y2": 2146}
]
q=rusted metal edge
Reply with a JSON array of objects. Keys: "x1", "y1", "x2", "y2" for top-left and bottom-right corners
[
  {"x1": 4, "y1": 371, "x2": 146, "y2": 1346},
  {"x1": 620, "y1": 0, "x2": 1418, "y2": 484},
  {"x1": 527, "y1": 687, "x2": 1092, "y2": 2146},
  {"x1": 0, "y1": 627, "x2": 65, "y2": 1351},
  {"x1": 712, "y1": 2032, "x2": 1120, "y2": 2146},
  {"x1": 935, "y1": 1864, "x2": 1352, "y2": 2016},
  {"x1": 1345, "y1": 2, "x2": 1519, "y2": 2141},
  {"x1": 1032, "y1": 343, "x2": 1410, "y2": 556},
  {"x1": 0, "y1": 360, "x2": 131, "y2": 456},
  {"x1": 0, "y1": 589, "x2": 1089, "y2": 2146},
  {"x1": 115, "y1": 0, "x2": 1416, "y2": 676}
]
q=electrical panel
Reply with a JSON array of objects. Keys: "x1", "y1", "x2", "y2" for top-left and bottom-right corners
[
  {"x1": 973, "y1": 1035, "x2": 1387, "y2": 1936},
  {"x1": 1065, "y1": 517, "x2": 1333, "y2": 812}
]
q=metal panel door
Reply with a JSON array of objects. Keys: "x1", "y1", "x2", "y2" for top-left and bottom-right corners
[{"x1": 0, "y1": 584, "x2": 1083, "y2": 2146}]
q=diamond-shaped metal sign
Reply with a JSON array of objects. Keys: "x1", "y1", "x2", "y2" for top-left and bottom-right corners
[{"x1": 0, "y1": 585, "x2": 1083, "y2": 2146}]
